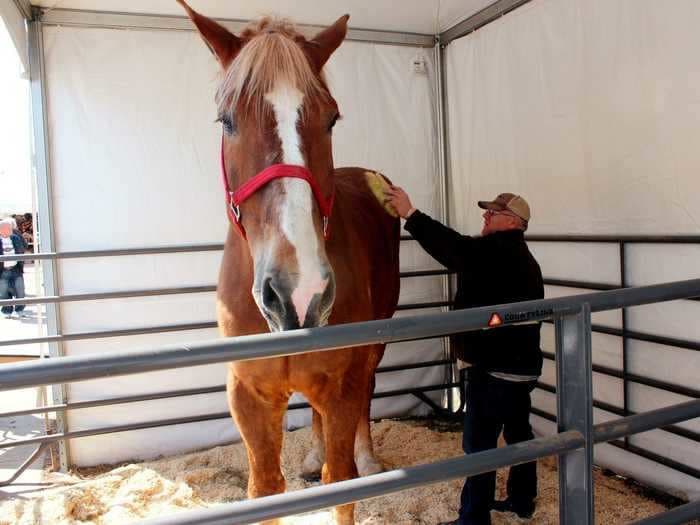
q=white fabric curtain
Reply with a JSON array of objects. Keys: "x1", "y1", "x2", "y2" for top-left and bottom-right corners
[
  {"x1": 43, "y1": 24, "x2": 441, "y2": 466},
  {"x1": 446, "y1": 0, "x2": 700, "y2": 237},
  {"x1": 446, "y1": 0, "x2": 700, "y2": 500},
  {"x1": 0, "y1": 1, "x2": 29, "y2": 77}
]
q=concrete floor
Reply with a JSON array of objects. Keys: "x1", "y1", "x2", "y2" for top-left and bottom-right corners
[
  {"x1": 0, "y1": 387, "x2": 56, "y2": 499},
  {"x1": 0, "y1": 263, "x2": 57, "y2": 499}
]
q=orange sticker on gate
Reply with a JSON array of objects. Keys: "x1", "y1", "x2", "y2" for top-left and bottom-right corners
[{"x1": 487, "y1": 313, "x2": 503, "y2": 327}]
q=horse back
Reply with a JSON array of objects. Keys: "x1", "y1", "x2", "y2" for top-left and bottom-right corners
[{"x1": 329, "y1": 167, "x2": 401, "y2": 321}]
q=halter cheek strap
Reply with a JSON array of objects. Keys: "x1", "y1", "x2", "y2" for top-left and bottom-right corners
[{"x1": 220, "y1": 136, "x2": 335, "y2": 240}]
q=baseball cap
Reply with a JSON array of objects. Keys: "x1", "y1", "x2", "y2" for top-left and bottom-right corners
[{"x1": 478, "y1": 193, "x2": 531, "y2": 222}]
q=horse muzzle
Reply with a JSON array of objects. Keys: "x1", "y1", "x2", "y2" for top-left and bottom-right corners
[{"x1": 254, "y1": 268, "x2": 336, "y2": 332}]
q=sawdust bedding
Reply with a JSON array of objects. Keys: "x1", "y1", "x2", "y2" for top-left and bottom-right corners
[{"x1": 0, "y1": 419, "x2": 675, "y2": 524}]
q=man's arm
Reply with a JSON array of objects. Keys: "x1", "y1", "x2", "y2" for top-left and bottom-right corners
[
  {"x1": 385, "y1": 185, "x2": 478, "y2": 271},
  {"x1": 404, "y1": 210, "x2": 477, "y2": 271}
]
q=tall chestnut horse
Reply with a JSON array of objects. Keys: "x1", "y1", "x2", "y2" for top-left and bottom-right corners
[{"x1": 178, "y1": 2, "x2": 400, "y2": 523}]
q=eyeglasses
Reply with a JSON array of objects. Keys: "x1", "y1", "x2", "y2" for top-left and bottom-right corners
[{"x1": 484, "y1": 209, "x2": 519, "y2": 219}]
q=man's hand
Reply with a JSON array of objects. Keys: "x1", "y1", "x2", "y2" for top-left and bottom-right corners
[{"x1": 385, "y1": 185, "x2": 416, "y2": 219}]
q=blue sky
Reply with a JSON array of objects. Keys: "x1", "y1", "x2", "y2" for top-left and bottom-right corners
[{"x1": 0, "y1": 17, "x2": 32, "y2": 214}]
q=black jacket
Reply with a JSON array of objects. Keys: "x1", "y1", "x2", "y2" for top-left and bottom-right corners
[
  {"x1": 405, "y1": 210, "x2": 544, "y2": 376},
  {"x1": 1, "y1": 233, "x2": 25, "y2": 275}
]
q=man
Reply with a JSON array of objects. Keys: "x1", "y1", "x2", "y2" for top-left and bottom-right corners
[
  {"x1": 385, "y1": 188, "x2": 543, "y2": 525},
  {"x1": 0, "y1": 219, "x2": 27, "y2": 319}
]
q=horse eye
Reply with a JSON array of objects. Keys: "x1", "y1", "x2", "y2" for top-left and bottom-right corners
[
  {"x1": 328, "y1": 113, "x2": 341, "y2": 133},
  {"x1": 217, "y1": 114, "x2": 236, "y2": 135}
]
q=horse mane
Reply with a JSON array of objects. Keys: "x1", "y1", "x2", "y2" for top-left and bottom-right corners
[{"x1": 216, "y1": 18, "x2": 329, "y2": 117}]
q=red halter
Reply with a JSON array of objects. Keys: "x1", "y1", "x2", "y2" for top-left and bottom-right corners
[{"x1": 220, "y1": 137, "x2": 335, "y2": 240}]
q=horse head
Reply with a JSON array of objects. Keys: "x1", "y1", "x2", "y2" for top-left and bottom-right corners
[{"x1": 179, "y1": 1, "x2": 348, "y2": 332}]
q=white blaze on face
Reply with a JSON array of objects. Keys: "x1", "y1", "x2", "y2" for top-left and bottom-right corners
[{"x1": 265, "y1": 82, "x2": 328, "y2": 326}]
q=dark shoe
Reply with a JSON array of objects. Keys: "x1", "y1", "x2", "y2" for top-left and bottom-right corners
[{"x1": 491, "y1": 499, "x2": 535, "y2": 519}]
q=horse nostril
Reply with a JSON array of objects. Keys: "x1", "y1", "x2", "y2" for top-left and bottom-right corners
[
  {"x1": 321, "y1": 277, "x2": 335, "y2": 307},
  {"x1": 262, "y1": 276, "x2": 282, "y2": 313},
  {"x1": 317, "y1": 273, "x2": 336, "y2": 322}
]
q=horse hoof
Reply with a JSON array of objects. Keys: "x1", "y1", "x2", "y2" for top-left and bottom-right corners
[
  {"x1": 356, "y1": 456, "x2": 384, "y2": 477},
  {"x1": 302, "y1": 450, "x2": 323, "y2": 481},
  {"x1": 300, "y1": 471, "x2": 322, "y2": 483}
]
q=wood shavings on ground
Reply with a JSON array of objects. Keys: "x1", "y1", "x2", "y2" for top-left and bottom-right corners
[{"x1": 0, "y1": 420, "x2": 675, "y2": 524}]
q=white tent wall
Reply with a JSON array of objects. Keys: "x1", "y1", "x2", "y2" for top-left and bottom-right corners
[
  {"x1": 445, "y1": 0, "x2": 700, "y2": 499},
  {"x1": 42, "y1": 22, "x2": 443, "y2": 466},
  {"x1": 0, "y1": 1, "x2": 29, "y2": 76}
]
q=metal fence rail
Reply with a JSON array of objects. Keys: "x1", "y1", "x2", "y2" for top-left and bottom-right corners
[
  {"x1": 632, "y1": 499, "x2": 700, "y2": 525},
  {"x1": 525, "y1": 234, "x2": 700, "y2": 486},
  {"x1": 0, "y1": 243, "x2": 224, "y2": 262},
  {"x1": 1, "y1": 279, "x2": 699, "y2": 523},
  {"x1": 6, "y1": 243, "x2": 697, "y2": 475},
  {"x1": 133, "y1": 400, "x2": 699, "y2": 525},
  {"x1": 0, "y1": 383, "x2": 460, "y2": 452},
  {"x1": 143, "y1": 431, "x2": 587, "y2": 525},
  {"x1": 1, "y1": 236, "x2": 455, "y2": 476},
  {"x1": 0, "y1": 270, "x2": 451, "y2": 308},
  {"x1": 2, "y1": 279, "x2": 699, "y2": 391},
  {"x1": 0, "y1": 360, "x2": 451, "y2": 419},
  {"x1": 3, "y1": 238, "x2": 699, "y2": 520}
]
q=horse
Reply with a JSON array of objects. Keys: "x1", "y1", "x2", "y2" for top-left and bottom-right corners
[{"x1": 178, "y1": 2, "x2": 401, "y2": 523}]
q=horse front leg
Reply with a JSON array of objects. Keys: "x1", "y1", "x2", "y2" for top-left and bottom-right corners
[
  {"x1": 301, "y1": 408, "x2": 325, "y2": 481},
  {"x1": 315, "y1": 381, "x2": 363, "y2": 525},
  {"x1": 227, "y1": 369, "x2": 288, "y2": 525},
  {"x1": 355, "y1": 344, "x2": 384, "y2": 477}
]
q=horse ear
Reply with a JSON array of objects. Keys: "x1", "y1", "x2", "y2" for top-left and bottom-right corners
[
  {"x1": 306, "y1": 14, "x2": 349, "y2": 71},
  {"x1": 177, "y1": 0, "x2": 242, "y2": 68}
]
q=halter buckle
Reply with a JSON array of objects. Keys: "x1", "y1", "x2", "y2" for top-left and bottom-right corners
[{"x1": 230, "y1": 201, "x2": 241, "y2": 222}]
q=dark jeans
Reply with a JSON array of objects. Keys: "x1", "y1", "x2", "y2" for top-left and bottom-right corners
[
  {"x1": 0, "y1": 268, "x2": 26, "y2": 314},
  {"x1": 458, "y1": 368, "x2": 537, "y2": 525}
]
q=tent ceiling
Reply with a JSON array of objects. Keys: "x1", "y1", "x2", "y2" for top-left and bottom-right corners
[{"x1": 30, "y1": 0, "x2": 495, "y2": 34}]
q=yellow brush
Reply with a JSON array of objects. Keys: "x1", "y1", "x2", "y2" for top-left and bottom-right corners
[{"x1": 364, "y1": 170, "x2": 398, "y2": 217}]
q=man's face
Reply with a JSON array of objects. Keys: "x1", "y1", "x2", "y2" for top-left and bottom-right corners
[
  {"x1": 481, "y1": 209, "x2": 522, "y2": 236},
  {"x1": 0, "y1": 224, "x2": 11, "y2": 238}
]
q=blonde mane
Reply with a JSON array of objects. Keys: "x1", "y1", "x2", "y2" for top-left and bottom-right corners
[{"x1": 216, "y1": 18, "x2": 329, "y2": 116}]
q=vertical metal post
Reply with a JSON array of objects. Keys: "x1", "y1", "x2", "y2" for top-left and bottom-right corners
[
  {"x1": 620, "y1": 241, "x2": 630, "y2": 448},
  {"x1": 28, "y1": 12, "x2": 70, "y2": 470},
  {"x1": 433, "y1": 38, "x2": 455, "y2": 412},
  {"x1": 555, "y1": 303, "x2": 594, "y2": 525}
]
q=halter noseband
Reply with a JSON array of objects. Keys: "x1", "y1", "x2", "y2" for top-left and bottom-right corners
[{"x1": 220, "y1": 136, "x2": 335, "y2": 240}]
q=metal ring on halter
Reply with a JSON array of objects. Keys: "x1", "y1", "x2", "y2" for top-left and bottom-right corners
[{"x1": 230, "y1": 203, "x2": 241, "y2": 221}]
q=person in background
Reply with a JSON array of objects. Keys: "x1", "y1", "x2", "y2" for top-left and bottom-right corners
[
  {"x1": 385, "y1": 188, "x2": 544, "y2": 525},
  {"x1": 0, "y1": 218, "x2": 27, "y2": 319},
  {"x1": 15, "y1": 214, "x2": 33, "y2": 250}
]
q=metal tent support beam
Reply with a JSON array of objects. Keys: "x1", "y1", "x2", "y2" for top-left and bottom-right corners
[
  {"x1": 440, "y1": 0, "x2": 534, "y2": 44},
  {"x1": 12, "y1": 0, "x2": 32, "y2": 21},
  {"x1": 37, "y1": 8, "x2": 436, "y2": 48},
  {"x1": 434, "y1": 29, "x2": 457, "y2": 411},
  {"x1": 27, "y1": 15, "x2": 70, "y2": 470}
]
